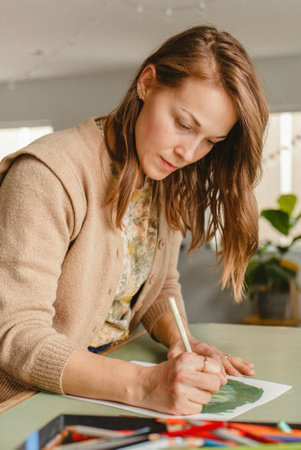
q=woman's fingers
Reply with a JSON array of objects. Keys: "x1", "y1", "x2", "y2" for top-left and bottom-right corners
[
  {"x1": 170, "y1": 357, "x2": 221, "y2": 414},
  {"x1": 177, "y1": 352, "x2": 222, "y2": 376},
  {"x1": 177, "y1": 384, "x2": 214, "y2": 415},
  {"x1": 186, "y1": 341, "x2": 228, "y2": 384},
  {"x1": 187, "y1": 385, "x2": 214, "y2": 408},
  {"x1": 222, "y1": 354, "x2": 255, "y2": 376},
  {"x1": 198, "y1": 354, "x2": 221, "y2": 376},
  {"x1": 168, "y1": 338, "x2": 255, "y2": 383},
  {"x1": 222, "y1": 358, "x2": 243, "y2": 377},
  {"x1": 191, "y1": 340, "x2": 255, "y2": 377},
  {"x1": 192, "y1": 342, "x2": 254, "y2": 378},
  {"x1": 176, "y1": 353, "x2": 223, "y2": 394},
  {"x1": 141, "y1": 353, "x2": 224, "y2": 415},
  {"x1": 198, "y1": 372, "x2": 221, "y2": 395}
]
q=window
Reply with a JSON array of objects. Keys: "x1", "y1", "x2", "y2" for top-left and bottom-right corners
[
  {"x1": 255, "y1": 112, "x2": 301, "y2": 243},
  {"x1": 0, "y1": 125, "x2": 53, "y2": 161}
]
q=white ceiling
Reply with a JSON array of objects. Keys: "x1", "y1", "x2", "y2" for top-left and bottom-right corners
[{"x1": 1, "y1": 0, "x2": 301, "y2": 84}]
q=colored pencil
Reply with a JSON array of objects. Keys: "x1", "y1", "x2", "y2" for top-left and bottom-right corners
[
  {"x1": 65, "y1": 425, "x2": 122, "y2": 439},
  {"x1": 228, "y1": 427, "x2": 280, "y2": 444},
  {"x1": 118, "y1": 436, "x2": 183, "y2": 449},
  {"x1": 214, "y1": 427, "x2": 260, "y2": 446},
  {"x1": 168, "y1": 296, "x2": 192, "y2": 352},
  {"x1": 163, "y1": 421, "x2": 225, "y2": 437},
  {"x1": 56, "y1": 439, "x2": 100, "y2": 449},
  {"x1": 230, "y1": 422, "x2": 301, "y2": 437},
  {"x1": 42, "y1": 429, "x2": 69, "y2": 449}
]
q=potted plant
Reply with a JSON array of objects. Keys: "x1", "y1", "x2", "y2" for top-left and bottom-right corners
[{"x1": 245, "y1": 194, "x2": 301, "y2": 319}]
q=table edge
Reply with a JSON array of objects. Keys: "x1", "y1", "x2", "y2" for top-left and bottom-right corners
[{"x1": 0, "y1": 327, "x2": 146, "y2": 414}]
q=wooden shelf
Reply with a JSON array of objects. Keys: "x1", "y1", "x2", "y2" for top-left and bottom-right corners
[
  {"x1": 244, "y1": 279, "x2": 300, "y2": 327},
  {"x1": 243, "y1": 314, "x2": 300, "y2": 327}
]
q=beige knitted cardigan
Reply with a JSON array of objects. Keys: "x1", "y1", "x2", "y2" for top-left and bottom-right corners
[{"x1": 0, "y1": 117, "x2": 186, "y2": 402}]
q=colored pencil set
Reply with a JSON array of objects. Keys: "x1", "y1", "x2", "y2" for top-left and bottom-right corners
[
  {"x1": 157, "y1": 419, "x2": 301, "y2": 447},
  {"x1": 40, "y1": 418, "x2": 301, "y2": 449}
]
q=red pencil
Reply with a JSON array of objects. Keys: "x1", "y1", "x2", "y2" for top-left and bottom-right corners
[
  {"x1": 156, "y1": 418, "x2": 188, "y2": 425},
  {"x1": 228, "y1": 425, "x2": 281, "y2": 444},
  {"x1": 162, "y1": 421, "x2": 226, "y2": 437}
]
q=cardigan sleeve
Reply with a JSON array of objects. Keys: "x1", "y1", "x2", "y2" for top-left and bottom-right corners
[
  {"x1": 140, "y1": 230, "x2": 187, "y2": 334},
  {"x1": 0, "y1": 155, "x2": 82, "y2": 394}
]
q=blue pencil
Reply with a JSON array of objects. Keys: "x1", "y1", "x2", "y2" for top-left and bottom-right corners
[{"x1": 204, "y1": 438, "x2": 232, "y2": 447}]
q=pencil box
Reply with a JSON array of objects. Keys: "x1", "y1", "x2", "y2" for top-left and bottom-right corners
[
  {"x1": 19, "y1": 414, "x2": 167, "y2": 450},
  {"x1": 20, "y1": 416, "x2": 301, "y2": 450}
]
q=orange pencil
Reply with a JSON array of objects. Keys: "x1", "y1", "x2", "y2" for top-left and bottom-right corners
[
  {"x1": 230, "y1": 422, "x2": 301, "y2": 437},
  {"x1": 42, "y1": 429, "x2": 69, "y2": 449}
]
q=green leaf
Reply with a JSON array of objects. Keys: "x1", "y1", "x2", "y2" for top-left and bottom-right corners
[
  {"x1": 284, "y1": 234, "x2": 301, "y2": 252},
  {"x1": 257, "y1": 241, "x2": 272, "y2": 254},
  {"x1": 260, "y1": 210, "x2": 290, "y2": 236},
  {"x1": 276, "y1": 245, "x2": 289, "y2": 255},
  {"x1": 277, "y1": 194, "x2": 297, "y2": 216},
  {"x1": 245, "y1": 256, "x2": 297, "y2": 297},
  {"x1": 265, "y1": 263, "x2": 296, "y2": 282},
  {"x1": 290, "y1": 213, "x2": 301, "y2": 229},
  {"x1": 292, "y1": 234, "x2": 301, "y2": 245}
]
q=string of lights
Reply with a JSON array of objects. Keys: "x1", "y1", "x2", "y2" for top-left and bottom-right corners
[
  {"x1": 263, "y1": 134, "x2": 301, "y2": 163},
  {"x1": 122, "y1": 0, "x2": 207, "y2": 16},
  {"x1": 6, "y1": 0, "x2": 209, "y2": 88}
]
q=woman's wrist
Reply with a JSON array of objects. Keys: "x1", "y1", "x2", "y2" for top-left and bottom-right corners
[
  {"x1": 151, "y1": 312, "x2": 191, "y2": 348},
  {"x1": 62, "y1": 349, "x2": 147, "y2": 406}
]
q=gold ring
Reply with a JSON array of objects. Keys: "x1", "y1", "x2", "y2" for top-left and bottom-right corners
[
  {"x1": 224, "y1": 353, "x2": 231, "y2": 360},
  {"x1": 202, "y1": 356, "x2": 208, "y2": 372}
]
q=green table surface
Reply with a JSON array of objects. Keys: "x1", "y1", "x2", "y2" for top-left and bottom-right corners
[{"x1": 0, "y1": 323, "x2": 300, "y2": 449}]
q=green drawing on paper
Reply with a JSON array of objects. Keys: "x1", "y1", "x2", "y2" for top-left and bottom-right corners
[{"x1": 202, "y1": 379, "x2": 264, "y2": 414}]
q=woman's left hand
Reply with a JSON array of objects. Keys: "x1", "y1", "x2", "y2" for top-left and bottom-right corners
[{"x1": 167, "y1": 336, "x2": 255, "y2": 385}]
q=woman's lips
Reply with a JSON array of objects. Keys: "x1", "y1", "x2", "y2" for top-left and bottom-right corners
[{"x1": 160, "y1": 156, "x2": 178, "y2": 171}]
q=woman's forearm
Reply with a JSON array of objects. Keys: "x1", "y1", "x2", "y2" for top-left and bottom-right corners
[
  {"x1": 62, "y1": 347, "x2": 221, "y2": 415},
  {"x1": 151, "y1": 312, "x2": 191, "y2": 348},
  {"x1": 62, "y1": 349, "x2": 145, "y2": 404}
]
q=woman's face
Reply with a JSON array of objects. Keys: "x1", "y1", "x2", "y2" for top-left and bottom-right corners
[{"x1": 135, "y1": 66, "x2": 238, "y2": 181}]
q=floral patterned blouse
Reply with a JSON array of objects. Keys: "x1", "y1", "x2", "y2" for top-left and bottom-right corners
[{"x1": 89, "y1": 119, "x2": 158, "y2": 347}]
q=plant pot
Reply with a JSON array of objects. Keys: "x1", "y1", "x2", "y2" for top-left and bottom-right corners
[{"x1": 257, "y1": 291, "x2": 288, "y2": 319}]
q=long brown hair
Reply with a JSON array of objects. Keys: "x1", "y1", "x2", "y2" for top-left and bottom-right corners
[{"x1": 104, "y1": 26, "x2": 268, "y2": 301}]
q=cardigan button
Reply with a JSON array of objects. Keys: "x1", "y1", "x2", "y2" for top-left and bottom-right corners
[
  {"x1": 108, "y1": 288, "x2": 113, "y2": 296},
  {"x1": 158, "y1": 239, "x2": 165, "y2": 249},
  {"x1": 116, "y1": 249, "x2": 120, "y2": 257}
]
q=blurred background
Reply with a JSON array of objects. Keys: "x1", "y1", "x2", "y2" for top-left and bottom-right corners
[{"x1": 1, "y1": 0, "x2": 301, "y2": 324}]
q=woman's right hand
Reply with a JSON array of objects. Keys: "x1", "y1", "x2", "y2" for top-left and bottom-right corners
[{"x1": 138, "y1": 352, "x2": 222, "y2": 415}]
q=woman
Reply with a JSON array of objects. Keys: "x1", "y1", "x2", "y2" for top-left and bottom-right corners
[{"x1": 0, "y1": 26, "x2": 268, "y2": 414}]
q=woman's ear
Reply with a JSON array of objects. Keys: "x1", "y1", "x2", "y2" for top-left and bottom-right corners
[{"x1": 137, "y1": 64, "x2": 157, "y2": 101}]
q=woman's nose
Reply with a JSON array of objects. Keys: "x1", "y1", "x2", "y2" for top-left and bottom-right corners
[{"x1": 174, "y1": 139, "x2": 200, "y2": 164}]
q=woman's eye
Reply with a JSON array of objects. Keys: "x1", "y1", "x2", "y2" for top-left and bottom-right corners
[
  {"x1": 207, "y1": 138, "x2": 225, "y2": 146},
  {"x1": 176, "y1": 119, "x2": 191, "y2": 131}
]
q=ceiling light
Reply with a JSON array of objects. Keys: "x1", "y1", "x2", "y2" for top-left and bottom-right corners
[{"x1": 121, "y1": 0, "x2": 207, "y2": 15}]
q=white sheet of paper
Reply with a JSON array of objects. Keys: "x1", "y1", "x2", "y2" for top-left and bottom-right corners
[{"x1": 65, "y1": 361, "x2": 292, "y2": 420}]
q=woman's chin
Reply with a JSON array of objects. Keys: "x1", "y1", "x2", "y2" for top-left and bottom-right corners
[{"x1": 143, "y1": 167, "x2": 174, "y2": 181}]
